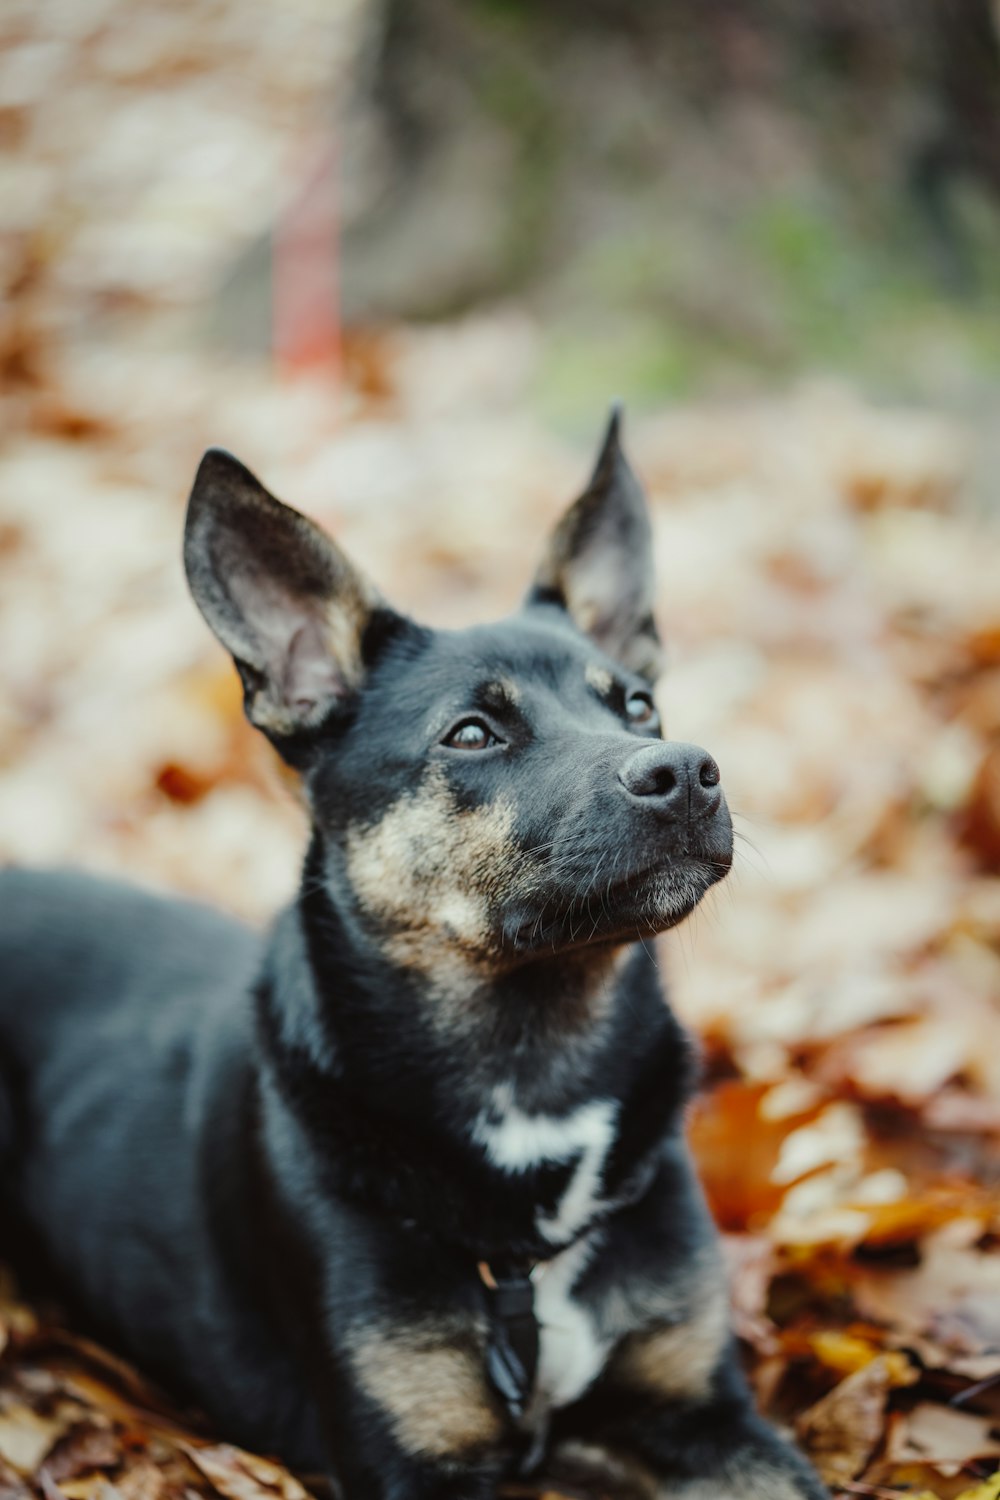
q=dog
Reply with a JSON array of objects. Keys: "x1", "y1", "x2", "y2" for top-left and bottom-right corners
[{"x1": 0, "y1": 413, "x2": 827, "y2": 1500}]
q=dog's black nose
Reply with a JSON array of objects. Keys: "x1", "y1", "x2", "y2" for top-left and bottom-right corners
[{"x1": 617, "y1": 742, "x2": 721, "y2": 818}]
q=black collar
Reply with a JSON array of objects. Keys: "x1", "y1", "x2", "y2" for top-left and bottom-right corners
[
  {"x1": 476, "y1": 1147, "x2": 659, "y2": 1436},
  {"x1": 478, "y1": 1256, "x2": 540, "y2": 1422}
]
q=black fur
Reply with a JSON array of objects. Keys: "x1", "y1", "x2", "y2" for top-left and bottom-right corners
[{"x1": 0, "y1": 417, "x2": 826, "y2": 1499}]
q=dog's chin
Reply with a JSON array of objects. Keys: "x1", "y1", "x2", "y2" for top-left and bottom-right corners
[{"x1": 501, "y1": 849, "x2": 733, "y2": 960}]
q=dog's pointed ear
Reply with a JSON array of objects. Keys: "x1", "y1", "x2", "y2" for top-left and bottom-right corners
[
  {"x1": 526, "y1": 406, "x2": 664, "y2": 682},
  {"x1": 184, "y1": 449, "x2": 389, "y2": 747}
]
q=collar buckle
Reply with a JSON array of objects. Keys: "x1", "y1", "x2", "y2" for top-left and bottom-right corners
[{"x1": 478, "y1": 1257, "x2": 541, "y2": 1422}]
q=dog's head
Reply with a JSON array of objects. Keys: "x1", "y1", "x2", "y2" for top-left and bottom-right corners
[{"x1": 184, "y1": 411, "x2": 732, "y2": 977}]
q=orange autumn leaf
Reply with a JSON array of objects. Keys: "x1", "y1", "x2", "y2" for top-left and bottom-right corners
[{"x1": 687, "y1": 1081, "x2": 827, "y2": 1232}]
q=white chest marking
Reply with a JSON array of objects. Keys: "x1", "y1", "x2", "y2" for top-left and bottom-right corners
[
  {"x1": 472, "y1": 1088, "x2": 619, "y2": 1245},
  {"x1": 531, "y1": 1233, "x2": 609, "y2": 1414},
  {"x1": 471, "y1": 1091, "x2": 619, "y2": 1422}
]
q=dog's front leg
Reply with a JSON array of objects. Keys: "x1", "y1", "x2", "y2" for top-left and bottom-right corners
[
  {"x1": 319, "y1": 1316, "x2": 511, "y2": 1500},
  {"x1": 549, "y1": 1374, "x2": 828, "y2": 1500},
  {"x1": 537, "y1": 1144, "x2": 827, "y2": 1499}
]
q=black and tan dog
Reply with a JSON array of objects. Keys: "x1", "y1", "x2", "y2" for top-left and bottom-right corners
[{"x1": 0, "y1": 415, "x2": 826, "y2": 1500}]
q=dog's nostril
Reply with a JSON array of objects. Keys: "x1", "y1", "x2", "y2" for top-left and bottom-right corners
[
  {"x1": 699, "y1": 758, "x2": 720, "y2": 789},
  {"x1": 618, "y1": 742, "x2": 719, "y2": 806},
  {"x1": 649, "y1": 766, "x2": 677, "y2": 797}
]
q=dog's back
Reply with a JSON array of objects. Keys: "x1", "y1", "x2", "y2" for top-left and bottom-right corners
[
  {"x1": 0, "y1": 866, "x2": 260, "y2": 1121},
  {"x1": 0, "y1": 864, "x2": 258, "y2": 1029},
  {"x1": 0, "y1": 867, "x2": 295, "y2": 1438}
]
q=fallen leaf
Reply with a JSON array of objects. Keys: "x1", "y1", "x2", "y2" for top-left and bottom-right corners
[
  {"x1": 886, "y1": 1403, "x2": 1000, "y2": 1475},
  {"x1": 113, "y1": 1460, "x2": 166, "y2": 1500},
  {"x1": 0, "y1": 1457, "x2": 34, "y2": 1500},
  {"x1": 796, "y1": 1352, "x2": 918, "y2": 1487},
  {"x1": 0, "y1": 1405, "x2": 70, "y2": 1477},
  {"x1": 181, "y1": 1445, "x2": 311, "y2": 1500},
  {"x1": 808, "y1": 1329, "x2": 883, "y2": 1377},
  {"x1": 955, "y1": 1473, "x2": 1000, "y2": 1500},
  {"x1": 687, "y1": 1081, "x2": 827, "y2": 1231},
  {"x1": 959, "y1": 747, "x2": 1000, "y2": 874},
  {"x1": 40, "y1": 1423, "x2": 122, "y2": 1484},
  {"x1": 852, "y1": 1227, "x2": 1000, "y2": 1370}
]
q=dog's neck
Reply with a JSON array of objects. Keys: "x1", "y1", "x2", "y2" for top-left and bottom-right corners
[{"x1": 253, "y1": 832, "x2": 696, "y2": 1260}]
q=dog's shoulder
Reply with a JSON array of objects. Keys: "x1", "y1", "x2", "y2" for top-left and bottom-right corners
[{"x1": 0, "y1": 865, "x2": 262, "y2": 1058}]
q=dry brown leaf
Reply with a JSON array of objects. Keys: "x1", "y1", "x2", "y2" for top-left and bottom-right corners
[
  {"x1": 924, "y1": 1092, "x2": 1000, "y2": 1135},
  {"x1": 40, "y1": 1422, "x2": 122, "y2": 1484},
  {"x1": 852, "y1": 1227, "x2": 1000, "y2": 1372},
  {"x1": 795, "y1": 1352, "x2": 918, "y2": 1488},
  {"x1": 35, "y1": 1330, "x2": 198, "y2": 1439},
  {"x1": 724, "y1": 1234, "x2": 781, "y2": 1354},
  {"x1": 959, "y1": 747, "x2": 1000, "y2": 875},
  {"x1": 886, "y1": 1403, "x2": 1000, "y2": 1475},
  {"x1": 0, "y1": 1404, "x2": 72, "y2": 1477},
  {"x1": 0, "y1": 1457, "x2": 34, "y2": 1500},
  {"x1": 112, "y1": 1459, "x2": 167, "y2": 1500},
  {"x1": 180, "y1": 1444, "x2": 311, "y2": 1500}
]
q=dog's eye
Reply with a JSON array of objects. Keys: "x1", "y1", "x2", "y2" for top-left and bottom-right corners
[
  {"x1": 625, "y1": 692, "x2": 657, "y2": 726},
  {"x1": 443, "y1": 718, "x2": 500, "y2": 751}
]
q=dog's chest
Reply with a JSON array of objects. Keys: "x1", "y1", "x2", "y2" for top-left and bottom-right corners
[
  {"x1": 472, "y1": 1086, "x2": 619, "y2": 1243},
  {"x1": 530, "y1": 1233, "x2": 608, "y2": 1412},
  {"x1": 472, "y1": 1088, "x2": 617, "y2": 1412}
]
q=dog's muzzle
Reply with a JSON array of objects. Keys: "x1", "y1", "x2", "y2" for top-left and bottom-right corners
[{"x1": 617, "y1": 740, "x2": 722, "y2": 821}]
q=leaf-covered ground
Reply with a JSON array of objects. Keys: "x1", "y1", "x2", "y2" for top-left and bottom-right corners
[{"x1": 1, "y1": 3, "x2": 1000, "y2": 1498}]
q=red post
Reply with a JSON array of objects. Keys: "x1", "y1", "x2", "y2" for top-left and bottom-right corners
[{"x1": 273, "y1": 136, "x2": 340, "y2": 389}]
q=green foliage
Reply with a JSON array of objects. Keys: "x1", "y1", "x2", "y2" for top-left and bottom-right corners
[{"x1": 533, "y1": 182, "x2": 1000, "y2": 413}]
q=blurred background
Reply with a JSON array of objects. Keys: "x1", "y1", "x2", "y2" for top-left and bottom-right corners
[{"x1": 2, "y1": 2, "x2": 1000, "y2": 1495}]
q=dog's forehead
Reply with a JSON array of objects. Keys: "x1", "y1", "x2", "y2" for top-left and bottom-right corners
[{"x1": 398, "y1": 612, "x2": 618, "y2": 705}]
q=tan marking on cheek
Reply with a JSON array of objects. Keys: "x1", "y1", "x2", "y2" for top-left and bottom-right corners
[
  {"x1": 348, "y1": 1326, "x2": 503, "y2": 1458},
  {"x1": 586, "y1": 663, "x2": 614, "y2": 696},
  {"x1": 344, "y1": 770, "x2": 521, "y2": 973},
  {"x1": 435, "y1": 891, "x2": 491, "y2": 944},
  {"x1": 612, "y1": 1281, "x2": 729, "y2": 1403}
]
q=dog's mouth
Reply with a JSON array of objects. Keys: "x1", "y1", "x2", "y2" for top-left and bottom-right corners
[{"x1": 499, "y1": 843, "x2": 733, "y2": 958}]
